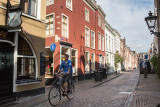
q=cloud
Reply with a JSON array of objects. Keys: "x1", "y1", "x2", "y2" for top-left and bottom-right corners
[{"x1": 96, "y1": 0, "x2": 154, "y2": 53}]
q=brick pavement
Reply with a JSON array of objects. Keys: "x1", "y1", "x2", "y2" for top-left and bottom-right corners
[
  {"x1": 33, "y1": 70, "x2": 139, "y2": 107},
  {"x1": 130, "y1": 74, "x2": 160, "y2": 107},
  {"x1": 1, "y1": 72, "x2": 123, "y2": 107}
]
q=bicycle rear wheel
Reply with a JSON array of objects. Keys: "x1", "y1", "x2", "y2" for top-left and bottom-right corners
[
  {"x1": 67, "y1": 83, "x2": 75, "y2": 100},
  {"x1": 48, "y1": 86, "x2": 60, "y2": 106}
]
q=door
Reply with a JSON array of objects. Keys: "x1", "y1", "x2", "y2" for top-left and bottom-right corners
[{"x1": 0, "y1": 43, "x2": 14, "y2": 101}]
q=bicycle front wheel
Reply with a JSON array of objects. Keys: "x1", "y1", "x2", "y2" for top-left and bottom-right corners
[
  {"x1": 67, "y1": 83, "x2": 75, "y2": 100},
  {"x1": 48, "y1": 86, "x2": 60, "y2": 106}
]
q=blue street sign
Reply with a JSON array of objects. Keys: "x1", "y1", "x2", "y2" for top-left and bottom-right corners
[{"x1": 50, "y1": 43, "x2": 56, "y2": 51}]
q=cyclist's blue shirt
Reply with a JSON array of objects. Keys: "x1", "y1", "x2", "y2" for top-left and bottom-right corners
[{"x1": 60, "y1": 60, "x2": 72, "y2": 74}]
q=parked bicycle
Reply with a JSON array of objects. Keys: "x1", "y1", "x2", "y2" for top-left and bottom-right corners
[{"x1": 48, "y1": 73, "x2": 75, "y2": 106}]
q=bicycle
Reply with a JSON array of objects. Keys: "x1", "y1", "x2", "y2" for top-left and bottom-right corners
[{"x1": 48, "y1": 73, "x2": 75, "y2": 106}]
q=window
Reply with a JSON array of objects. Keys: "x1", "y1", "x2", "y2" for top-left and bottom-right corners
[
  {"x1": 106, "y1": 34, "x2": 107, "y2": 50},
  {"x1": 98, "y1": 32, "x2": 101, "y2": 50},
  {"x1": 102, "y1": 56, "x2": 105, "y2": 67},
  {"x1": 98, "y1": 15, "x2": 101, "y2": 27},
  {"x1": 91, "y1": 53, "x2": 95, "y2": 72},
  {"x1": 102, "y1": 35, "x2": 104, "y2": 51},
  {"x1": 24, "y1": 0, "x2": 37, "y2": 17},
  {"x1": 107, "y1": 54, "x2": 109, "y2": 63},
  {"x1": 46, "y1": 0, "x2": 54, "y2": 6},
  {"x1": 85, "y1": 52, "x2": 90, "y2": 73},
  {"x1": 17, "y1": 35, "x2": 36, "y2": 80},
  {"x1": 109, "y1": 37, "x2": 111, "y2": 51},
  {"x1": 99, "y1": 55, "x2": 102, "y2": 68},
  {"x1": 112, "y1": 38, "x2": 114, "y2": 52},
  {"x1": 91, "y1": 31, "x2": 95, "y2": 49},
  {"x1": 61, "y1": 47, "x2": 70, "y2": 62},
  {"x1": 102, "y1": 20, "x2": 104, "y2": 29},
  {"x1": 85, "y1": 27, "x2": 90, "y2": 47},
  {"x1": 66, "y1": 0, "x2": 72, "y2": 10},
  {"x1": 85, "y1": 8, "x2": 89, "y2": 22},
  {"x1": 71, "y1": 49, "x2": 77, "y2": 75},
  {"x1": 62, "y1": 15, "x2": 68, "y2": 38},
  {"x1": 46, "y1": 14, "x2": 55, "y2": 36}
]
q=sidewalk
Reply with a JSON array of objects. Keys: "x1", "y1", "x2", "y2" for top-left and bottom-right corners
[
  {"x1": 2, "y1": 72, "x2": 124, "y2": 107},
  {"x1": 130, "y1": 74, "x2": 160, "y2": 107}
]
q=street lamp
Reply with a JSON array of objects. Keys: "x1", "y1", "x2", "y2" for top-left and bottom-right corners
[{"x1": 145, "y1": 11, "x2": 160, "y2": 37}]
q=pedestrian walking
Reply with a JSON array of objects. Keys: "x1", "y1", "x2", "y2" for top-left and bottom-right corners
[{"x1": 143, "y1": 60, "x2": 147, "y2": 78}]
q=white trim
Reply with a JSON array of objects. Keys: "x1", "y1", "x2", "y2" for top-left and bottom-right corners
[
  {"x1": 0, "y1": 40, "x2": 15, "y2": 46},
  {"x1": 83, "y1": 0, "x2": 96, "y2": 12},
  {"x1": 13, "y1": 32, "x2": 18, "y2": 92},
  {"x1": 16, "y1": 81, "x2": 41, "y2": 86},
  {"x1": 0, "y1": 6, "x2": 7, "y2": 10},
  {"x1": 91, "y1": 30, "x2": 95, "y2": 49},
  {"x1": 45, "y1": 46, "x2": 50, "y2": 48},
  {"x1": 18, "y1": 33, "x2": 38, "y2": 79},
  {"x1": 85, "y1": 51, "x2": 90, "y2": 74},
  {"x1": 66, "y1": 0, "x2": 73, "y2": 11},
  {"x1": 61, "y1": 13, "x2": 69, "y2": 38},
  {"x1": 22, "y1": 13, "x2": 45, "y2": 23},
  {"x1": 85, "y1": 7, "x2": 89, "y2": 22},
  {"x1": 17, "y1": 55, "x2": 36, "y2": 58},
  {"x1": 8, "y1": 29, "x2": 22, "y2": 32},
  {"x1": 85, "y1": 26, "x2": 90, "y2": 47},
  {"x1": 37, "y1": 0, "x2": 41, "y2": 19},
  {"x1": 46, "y1": 13, "x2": 55, "y2": 36}
]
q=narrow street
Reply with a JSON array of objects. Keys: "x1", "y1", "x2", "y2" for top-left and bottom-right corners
[{"x1": 33, "y1": 70, "x2": 139, "y2": 107}]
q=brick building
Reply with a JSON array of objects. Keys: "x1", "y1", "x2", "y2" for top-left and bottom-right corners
[{"x1": 45, "y1": 0, "x2": 106, "y2": 79}]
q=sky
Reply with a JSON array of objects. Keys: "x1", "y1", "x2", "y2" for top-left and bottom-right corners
[{"x1": 96, "y1": 0, "x2": 154, "y2": 53}]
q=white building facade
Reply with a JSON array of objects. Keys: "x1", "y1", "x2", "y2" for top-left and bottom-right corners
[{"x1": 105, "y1": 22, "x2": 115, "y2": 73}]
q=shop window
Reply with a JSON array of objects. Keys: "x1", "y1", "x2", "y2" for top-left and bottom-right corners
[
  {"x1": 85, "y1": 52, "x2": 90, "y2": 73},
  {"x1": 24, "y1": 0, "x2": 37, "y2": 17},
  {"x1": 18, "y1": 36, "x2": 33, "y2": 56},
  {"x1": 17, "y1": 58, "x2": 35, "y2": 80},
  {"x1": 17, "y1": 35, "x2": 36, "y2": 80},
  {"x1": 46, "y1": 14, "x2": 55, "y2": 36},
  {"x1": 71, "y1": 49, "x2": 77, "y2": 75}
]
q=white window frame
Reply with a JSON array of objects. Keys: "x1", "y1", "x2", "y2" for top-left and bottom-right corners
[
  {"x1": 91, "y1": 53, "x2": 95, "y2": 72},
  {"x1": 85, "y1": 51, "x2": 90, "y2": 74},
  {"x1": 98, "y1": 32, "x2": 101, "y2": 50},
  {"x1": 102, "y1": 35, "x2": 104, "y2": 51},
  {"x1": 85, "y1": 8, "x2": 89, "y2": 22},
  {"x1": 62, "y1": 14, "x2": 69, "y2": 38},
  {"x1": 99, "y1": 54, "x2": 102, "y2": 68},
  {"x1": 46, "y1": 13, "x2": 55, "y2": 36},
  {"x1": 98, "y1": 15, "x2": 101, "y2": 27},
  {"x1": 66, "y1": 0, "x2": 72, "y2": 11},
  {"x1": 91, "y1": 30, "x2": 95, "y2": 49},
  {"x1": 46, "y1": 0, "x2": 54, "y2": 6},
  {"x1": 85, "y1": 26, "x2": 90, "y2": 47},
  {"x1": 71, "y1": 48, "x2": 78, "y2": 76}
]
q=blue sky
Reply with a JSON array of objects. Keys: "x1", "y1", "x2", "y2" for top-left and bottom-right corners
[{"x1": 96, "y1": 0, "x2": 154, "y2": 53}]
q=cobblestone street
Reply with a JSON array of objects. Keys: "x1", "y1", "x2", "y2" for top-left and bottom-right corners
[{"x1": 33, "y1": 70, "x2": 139, "y2": 107}]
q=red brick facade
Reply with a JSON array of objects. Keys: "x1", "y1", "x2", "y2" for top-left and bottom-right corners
[{"x1": 45, "y1": 0, "x2": 106, "y2": 76}]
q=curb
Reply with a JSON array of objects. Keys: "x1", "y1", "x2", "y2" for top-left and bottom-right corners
[{"x1": 91, "y1": 73, "x2": 123, "y2": 88}]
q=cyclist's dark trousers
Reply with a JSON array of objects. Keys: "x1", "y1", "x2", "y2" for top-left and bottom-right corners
[{"x1": 61, "y1": 74, "x2": 72, "y2": 84}]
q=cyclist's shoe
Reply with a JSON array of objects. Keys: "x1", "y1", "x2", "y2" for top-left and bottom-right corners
[{"x1": 62, "y1": 92, "x2": 67, "y2": 96}]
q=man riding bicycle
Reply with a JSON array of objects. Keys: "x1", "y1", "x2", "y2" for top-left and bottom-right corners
[{"x1": 58, "y1": 54, "x2": 72, "y2": 96}]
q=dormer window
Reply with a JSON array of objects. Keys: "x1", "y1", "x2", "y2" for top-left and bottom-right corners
[{"x1": 66, "y1": 0, "x2": 72, "y2": 11}]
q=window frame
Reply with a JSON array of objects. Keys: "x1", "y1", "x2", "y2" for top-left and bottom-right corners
[
  {"x1": 102, "y1": 35, "x2": 104, "y2": 51},
  {"x1": 46, "y1": 0, "x2": 54, "y2": 6},
  {"x1": 98, "y1": 32, "x2": 101, "y2": 50},
  {"x1": 66, "y1": 0, "x2": 72, "y2": 11},
  {"x1": 85, "y1": 26, "x2": 90, "y2": 48},
  {"x1": 91, "y1": 30, "x2": 95, "y2": 49},
  {"x1": 85, "y1": 8, "x2": 89, "y2": 22},
  {"x1": 17, "y1": 34, "x2": 38, "y2": 81},
  {"x1": 62, "y1": 14, "x2": 69, "y2": 38},
  {"x1": 85, "y1": 51, "x2": 90, "y2": 74},
  {"x1": 46, "y1": 13, "x2": 55, "y2": 36},
  {"x1": 98, "y1": 15, "x2": 102, "y2": 27},
  {"x1": 91, "y1": 53, "x2": 95, "y2": 72}
]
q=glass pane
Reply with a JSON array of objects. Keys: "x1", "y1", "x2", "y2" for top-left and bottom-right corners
[
  {"x1": 17, "y1": 57, "x2": 35, "y2": 80},
  {"x1": 50, "y1": 29, "x2": 54, "y2": 35},
  {"x1": 46, "y1": 24, "x2": 49, "y2": 29},
  {"x1": 46, "y1": 16, "x2": 49, "y2": 22},
  {"x1": 50, "y1": 15, "x2": 53, "y2": 21},
  {"x1": 46, "y1": 30, "x2": 49, "y2": 35},
  {"x1": 50, "y1": 22, "x2": 54, "y2": 29}
]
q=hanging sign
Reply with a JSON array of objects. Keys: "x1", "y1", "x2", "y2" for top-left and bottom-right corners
[{"x1": 50, "y1": 43, "x2": 56, "y2": 51}]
